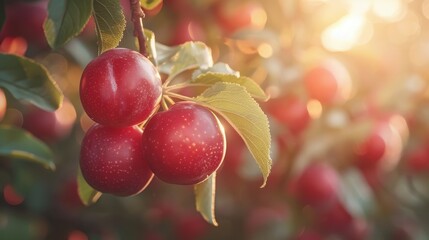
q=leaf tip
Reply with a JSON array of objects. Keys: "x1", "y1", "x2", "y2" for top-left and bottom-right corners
[
  {"x1": 47, "y1": 162, "x2": 56, "y2": 171},
  {"x1": 212, "y1": 219, "x2": 219, "y2": 227},
  {"x1": 260, "y1": 158, "x2": 272, "y2": 188},
  {"x1": 91, "y1": 192, "x2": 102, "y2": 204},
  {"x1": 197, "y1": 210, "x2": 218, "y2": 226}
]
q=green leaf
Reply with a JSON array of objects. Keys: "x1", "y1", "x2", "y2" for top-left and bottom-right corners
[
  {"x1": 140, "y1": 0, "x2": 162, "y2": 10},
  {"x1": 155, "y1": 43, "x2": 177, "y2": 65},
  {"x1": 193, "y1": 73, "x2": 268, "y2": 100},
  {"x1": 195, "y1": 82, "x2": 272, "y2": 187},
  {"x1": 337, "y1": 168, "x2": 375, "y2": 218},
  {"x1": 93, "y1": 0, "x2": 126, "y2": 54},
  {"x1": 144, "y1": 29, "x2": 157, "y2": 66},
  {"x1": 194, "y1": 172, "x2": 218, "y2": 226},
  {"x1": 192, "y1": 62, "x2": 239, "y2": 78},
  {"x1": 0, "y1": 54, "x2": 63, "y2": 111},
  {"x1": 0, "y1": 126, "x2": 55, "y2": 170},
  {"x1": 44, "y1": 0, "x2": 93, "y2": 49},
  {"x1": 157, "y1": 41, "x2": 213, "y2": 77},
  {"x1": 77, "y1": 167, "x2": 101, "y2": 206}
]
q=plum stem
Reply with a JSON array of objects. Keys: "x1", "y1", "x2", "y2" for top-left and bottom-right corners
[
  {"x1": 130, "y1": 0, "x2": 147, "y2": 57},
  {"x1": 164, "y1": 92, "x2": 194, "y2": 102},
  {"x1": 164, "y1": 95, "x2": 175, "y2": 105},
  {"x1": 161, "y1": 97, "x2": 169, "y2": 111},
  {"x1": 165, "y1": 83, "x2": 212, "y2": 92}
]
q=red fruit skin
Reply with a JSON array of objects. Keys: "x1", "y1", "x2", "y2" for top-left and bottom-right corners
[
  {"x1": 360, "y1": 167, "x2": 383, "y2": 190},
  {"x1": 80, "y1": 124, "x2": 154, "y2": 196},
  {"x1": 316, "y1": 201, "x2": 353, "y2": 235},
  {"x1": 294, "y1": 162, "x2": 339, "y2": 209},
  {"x1": 263, "y1": 95, "x2": 310, "y2": 135},
  {"x1": 304, "y1": 66, "x2": 336, "y2": 103},
  {"x1": 0, "y1": 89, "x2": 6, "y2": 122},
  {"x1": 406, "y1": 147, "x2": 429, "y2": 174},
  {"x1": 175, "y1": 213, "x2": 210, "y2": 240},
  {"x1": 354, "y1": 130, "x2": 386, "y2": 169},
  {"x1": 80, "y1": 17, "x2": 96, "y2": 38},
  {"x1": 142, "y1": 231, "x2": 165, "y2": 240},
  {"x1": 303, "y1": 59, "x2": 351, "y2": 104},
  {"x1": 0, "y1": 0, "x2": 49, "y2": 51},
  {"x1": 143, "y1": 102, "x2": 226, "y2": 185},
  {"x1": 120, "y1": 0, "x2": 131, "y2": 20},
  {"x1": 80, "y1": 48, "x2": 162, "y2": 126},
  {"x1": 213, "y1": 1, "x2": 263, "y2": 35},
  {"x1": 0, "y1": 37, "x2": 28, "y2": 55},
  {"x1": 219, "y1": 122, "x2": 245, "y2": 176},
  {"x1": 22, "y1": 99, "x2": 76, "y2": 142},
  {"x1": 169, "y1": 19, "x2": 205, "y2": 46},
  {"x1": 293, "y1": 230, "x2": 324, "y2": 240},
  {"x1": 341, "y1": 219, "x2": 370, "y2": 240},
  {"x1": 58, "y1": 179, "x2": 84, "y2": 209}
]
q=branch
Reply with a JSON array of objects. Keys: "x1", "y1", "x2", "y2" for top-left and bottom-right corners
[{"x1": 130, "y1": 0, "x2": 147, "y2": 57}]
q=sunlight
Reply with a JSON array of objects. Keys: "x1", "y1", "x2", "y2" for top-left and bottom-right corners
[
  {"x1": 372, "y1": 0, "x2": 405, "y2": 22},
  {"x1": 321, "y1": 13, "x2": 372, "y2": 52}
]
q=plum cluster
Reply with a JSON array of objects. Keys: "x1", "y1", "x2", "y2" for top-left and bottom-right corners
[{"x1": 79, "y1": 48, "x2": 225, "y2": 196}]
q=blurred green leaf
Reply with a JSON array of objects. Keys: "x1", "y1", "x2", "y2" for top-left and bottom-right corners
[
  {"x1": 195, "y1": 82, "x2": 272, "y2": 187},
  {"x1": 194, "y1": 172, "x2": 217, "y2": 226},
  {"x1": 77, "y1": 167, "x2": 101, "y2": 206},
  {"x1": 155, "y1": 43, "x2": 177, "y2": 65},
  {"x1": 157, "y1": 41, "x2": 213, "y2": 78},
  {"x1": 144, "y1": 29, "x2": 157, "y2": 66},
  {"x1": 337, "y1": 168, "x2": 375, "y2": 218},
  {"x1": 293, "y1": 119, "x2": 373, "y2": 173},
  {"x1": 193, "y1": 73, "x2": 268, "y2": 100},
  {"x1": 140, "y1": 0, "x2": 162, "y2": 10},
  {"x1": 0, "y1": 213, "x2": 36, "y2": 239},
  {"x1": 93, "y1": 0, "x2": 126, "y2": 54},
  {"x1": 44, "y1": 0, "x2": 93, "y2": 49},
  {"x1": 0, "y1": 126, "x2": 55, "y2": 170},
  {"x1": 0, "y1": 53, "x2": 63, "y2": 111}
]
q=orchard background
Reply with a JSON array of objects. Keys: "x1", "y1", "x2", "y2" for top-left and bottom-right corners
[{"x1": 1, "y1": 0, "x2": 429, "y2": 239}]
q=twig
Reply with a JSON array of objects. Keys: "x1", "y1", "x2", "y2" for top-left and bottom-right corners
[{"x1": 130, "y1": 0, "x2": 147, "y2": 57}]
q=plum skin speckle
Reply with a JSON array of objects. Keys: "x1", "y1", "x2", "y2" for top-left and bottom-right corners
[{"x1": 80, "y1": 124, "x2": 154, "y2": 196}]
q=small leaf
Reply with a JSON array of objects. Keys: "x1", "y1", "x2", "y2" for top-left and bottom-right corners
[
  {"x1": 144, "y1": 29, "x2": 157, "y2": 66},
  {"x1": 0, "y1": 54, "x2": 63, "y2": 111},
  {"x1": 0, "y1": 126, "x2": 55, "y2": 170},
  {"x1": 93, "y1": 0, "x2": 126, "y2": 54},
  {"x1": 193, "y1": 73, "x2": 268, "y2": 100},
  {"x1": 140, "y1": 0, "x2": 162, "y2": 10},
  {"x1": 155, "y1": 43, "x2": 177, "y2": 64},
  {"x1": 44, "y1": 0, "x2": 93, "y2": 49},
  {"x1": 192, "y1": 62, "x2": 239, "y2": 78},
  {"x1": 194, "y1": 172, "x2": 218, "y2": 226},
  {"x1": 195, "y1": 82, "x2": 272, "y2": 187},
  {"x1": 157, "y1": 41, "x2": 213, "y2": 77},
  {"x1": 77, "y1": 167, "x2": 101, "y2": 206}
]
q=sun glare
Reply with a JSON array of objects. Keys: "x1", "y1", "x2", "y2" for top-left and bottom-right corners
[{"x1": 322, "y1": 13, "x2": 371, "y2": 52}]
